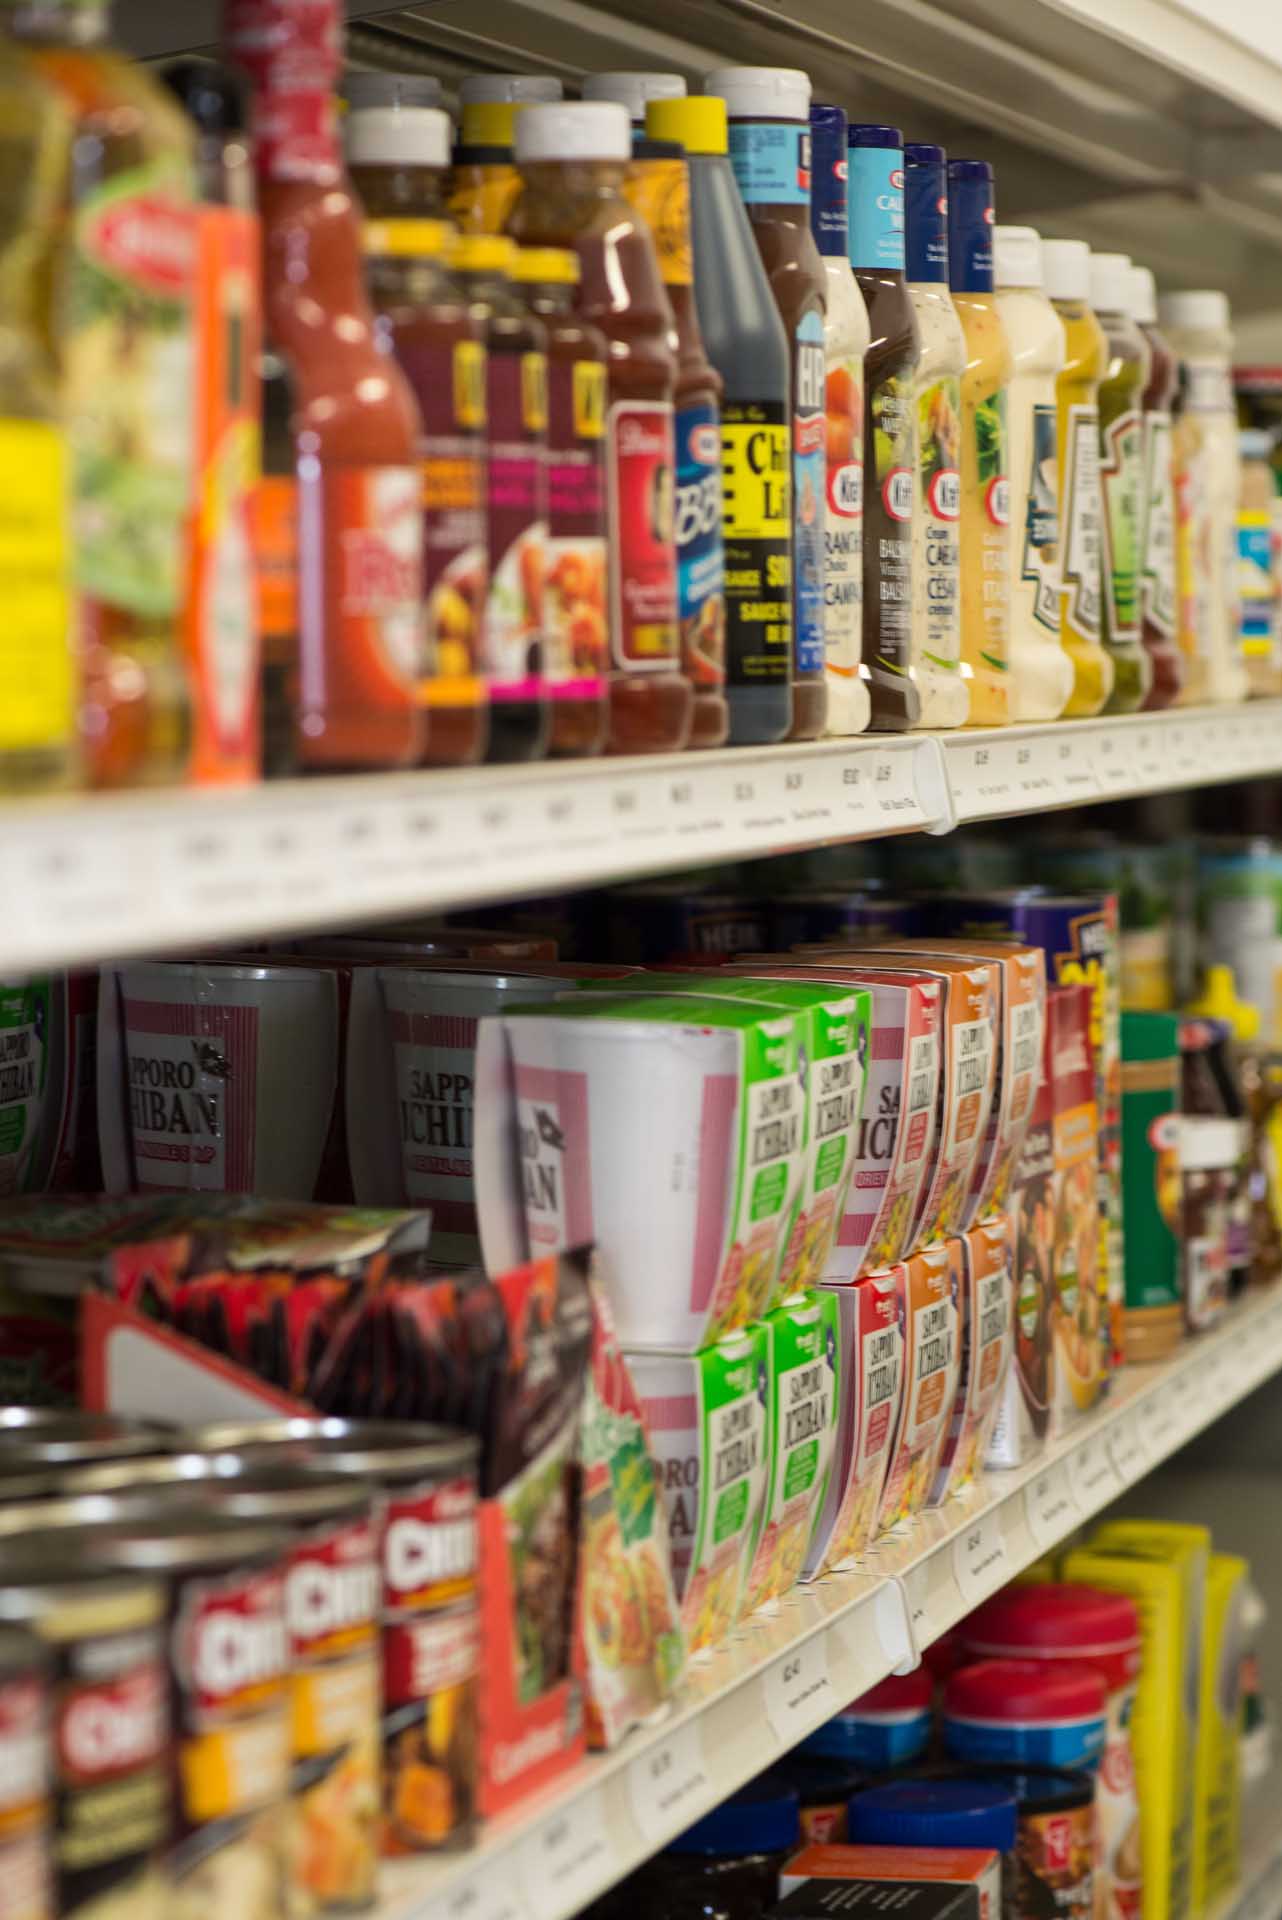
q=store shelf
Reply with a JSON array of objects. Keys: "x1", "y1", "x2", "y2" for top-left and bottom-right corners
[
  {"x1": 1212, "y1": 1771, "x2": 1282, "y2": 1920},
  {"x1": 5, "y1": 701, "x2": 1280, "y2": 971},
  {"x1": 373, "y1": 1285, "x2": 1282, "y2": 1920}
]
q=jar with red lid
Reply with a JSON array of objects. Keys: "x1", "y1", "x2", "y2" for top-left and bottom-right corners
[{"x1": 944, "y1": 1658, "x2": 1108, "y2": 1772}]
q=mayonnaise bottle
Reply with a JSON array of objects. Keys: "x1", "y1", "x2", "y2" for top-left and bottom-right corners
[{"x1": 993, "y1": 225, "x2": 1074, "y2": 720}]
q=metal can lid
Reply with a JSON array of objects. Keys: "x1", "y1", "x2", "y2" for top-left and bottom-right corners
[
  {"x1": 0, "y1": 1407, "x2": 172, "y2": 1465},
  {"x1": 184, "y1": 1416, "x2": 479, "y2": 1485},
  {"x1": 0, "y1": 1507, "x2": 284, "y2": 1576}
]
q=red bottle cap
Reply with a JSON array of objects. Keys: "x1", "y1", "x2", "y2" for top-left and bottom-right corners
[
  {"x1": 960, "y1": 1583, "x2": 1142, "y2": 1692},
  {"x1": 945, "y1": 1657, "x2": 1108, "y2": 1724}
]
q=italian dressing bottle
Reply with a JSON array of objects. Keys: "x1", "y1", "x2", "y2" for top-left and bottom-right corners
[
  {"x1": 993, "y1": 225, "x2": 1074, "y2": 720},
  {"x1": 1127, "y1": 265, "x2": 1183, "y2": 709},
  {"x1": 1091, "y1": 250, "x2": 1152, "y2": 712},
  {"x1": 1043, "y1": 238, "x2": 1112, "y2": 715},
  {"x1": 904, "y1": 143, "x2": 967, "y2": 728},
  {"x1": 809, "y1": 103, "x2": 871, "y2": 735},
  {"x1": 948, "y1": 159, "x2": 1012, "y2": 726}
]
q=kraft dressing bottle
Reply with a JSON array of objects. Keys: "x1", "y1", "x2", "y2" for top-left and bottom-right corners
[
  {"x1": 1042, "y1": 238, "x2": 1113, "y2": 715},
  {"x1": 1128, "y1": 264, "x2": 1184, "y2": 709},
  {"x1": 1090, "y1": 250, "x2": 1153, "y2": 713}
]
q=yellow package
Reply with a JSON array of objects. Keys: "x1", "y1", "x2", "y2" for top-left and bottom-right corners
[
  {"x1": 1199, "y1": 1554, "x2": 1247, "y2": 1910},
  {"x1": 1062, "y1": 1540, "x2": 1196, "y2": 1920}
]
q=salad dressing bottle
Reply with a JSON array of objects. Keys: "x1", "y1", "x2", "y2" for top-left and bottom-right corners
[
  {"x1": 1128, "y1": 264, "x2": 1183, "y2": 709},
  {"x1": 1042, "y1": 238, "x2": 1113, "y2": 715},
  {"x1": 1090, "y1": 250, "x2": 1152, "y2": 712}
]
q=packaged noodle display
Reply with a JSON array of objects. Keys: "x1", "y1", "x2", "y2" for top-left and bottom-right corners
[
  {"x1": 876, "y1": 1242, "x2": 961, "y2": 1531},
  {"x1": 1045, "y1": 980, "x2": 1102, "y2": 1427},
  {"x1": 930, "y1": 1215, "x2": 1013, "y2": 1502},
  {"x1": 741, "y1": 1289, "x2": 840, "y2": 1610},
  {"x1": 988, "y1": 999, "x2": 1058, "y2": 1468},
  {"x1": 811, "y1": 1266, "x2": 905, "y2": 1573}
]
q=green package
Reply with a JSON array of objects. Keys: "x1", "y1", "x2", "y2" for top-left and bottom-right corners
[{"x1": 741, "y1": 1288, "x2": 840, "y2": 1615}]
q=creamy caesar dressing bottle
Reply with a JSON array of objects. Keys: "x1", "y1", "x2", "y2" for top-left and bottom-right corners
[
  {"x1": 1042, "y1": 238, "x2": 1113, "y2": 716},
  {"x1": 905, "y1": 142, "x2": 967, "y2": 728},
  {"x1": 809, "y1": 102, "x2": 871, "y2": 734},
  {"x1": 1160, "y1": 288, "x2": 1249, "y2": 705},
  {"x1": 1127, "y1": 264, "x2": 1183, "y2": 709},
  {"x1": 993, "y1": 225, "x2": 1074, "y2": 721},
  {"x1": 948, "y1": 158, "x2": 1011, "y2": 726},
  {"x1": 1090, "y1": 250, "x2": 1152, "y2": 713}
]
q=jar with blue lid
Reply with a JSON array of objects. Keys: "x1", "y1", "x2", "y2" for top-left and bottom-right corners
[
  {"x1": 802, "y1": 1667, "x2": 934, "y2": 1773},
  {"x1": 588, "y1": 1770, "x2": 800, "y2": 1920}
]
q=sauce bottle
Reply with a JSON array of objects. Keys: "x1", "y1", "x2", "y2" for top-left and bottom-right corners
[
  {"x1": 904, "y1": 141, "x2": 967, "y2": 729},
  {"x1": 1127, "y1": 264, "x2": 1183, "y2": 709},
  {"x1": 948, "y1": 157, "x2": 1012, "y2": 727},
  {"x1": 1090, "y1": 250, "x2": 1152, "y2": 713},
  {"x1": 511, "y1": 245, "x2": 611, "y2": 755},
  {"x1": 809, "y1": 103, "x2": 870, "y2": 736},
  {"x1": 345, "y1": 72, "x2": 453, "y2": 221},
  {"x1": 228, "y1": 0, "x2": 426, "y2": 772},
  {"x1": 581, "y1": 71, "x2": 686, "y2": 133},
  {"x1": 706, "y1": 66, "x2": 827, "y2": 741},
  {"x1": 365, "y1": 219, "x2": 490, "y2": 766},
  {"x1": 622, "y1": 135, "x2": 728, "y2": 747},
  {"x1": 449, "y1": 105, "x2": 527, "y2": 236},
  {"x1": 450, "y1": 234, "x2": 550, "y2": 761},
  {"x1": 847, "y1": 123, "x2": 921, "y2": 731},
  {"x1": 508, "y1": 101, "x2": 692, "y2": 754},
  {"x1": 460, "y1": 75, "x2": 563, "y2": 105},
  {"x1": 1236, "y1": 427, "x2": 1282, "y2": 698},
  {"x1": 1042, "y1": 237, "x2": 1113, "y2": 716},
  {"x1": 649, "y1": 94, "x2": 792, "y2": 745},
  {"x1": 993, "y1": 224, "x2": 1075, "y2": 721}
]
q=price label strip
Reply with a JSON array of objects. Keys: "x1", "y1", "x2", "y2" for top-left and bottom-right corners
[
  {"x1": 952, "y1": 1509, "x2": 1011, "y2": 1608},
  {"x1": 1106, "y1": 1411, "x2": 1150, "y2": 1486},
  {"x1": 1025, "y1": 1458, "x2": 1081, "y2": 1553},
  {"x1": 1073, "y1": 1433, "x2": 1123, "y2": 1513},
  {"x1": 519, "y1": 1789, "x2": 614, "y2": 1920},
  {"x1": 762, "y1": 1636, "x2": 836, "y2": 1746},
  {"x1": 628, "y1": 1721, "x2": 711, "y2": 1847},
  {"x1": 436, "y1": 1861, "x2": 530, "y2": 1920}
]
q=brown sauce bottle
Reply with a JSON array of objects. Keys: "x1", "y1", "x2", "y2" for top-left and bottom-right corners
[{"x1": 345, "y1": 73, "x2": 453, "y2": 220}]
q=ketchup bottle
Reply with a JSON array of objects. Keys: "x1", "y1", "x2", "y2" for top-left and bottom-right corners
[
  {"x1": 508, "y1": 102, "x2": 692, "y2": 755},
  {"x1": 226, "y1": 0, "x2": 426, "y2": 771}
]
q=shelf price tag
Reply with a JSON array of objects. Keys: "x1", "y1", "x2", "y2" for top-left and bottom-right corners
[
  {"x1": 952, "y1": 1509, "x2": 1011, "y2": 1607},
  {"x1": 1106, "y1": 1412, "x2": 1150, "y2": 1486},
  {"x1": 520, "y1": 1789, "x2": 614, "y2": 1920},
  {"x1": 1073, "y1": 1433, "x2": 1123, "y2": 1511},
  {"x1": 1093, "y1": 732, "x2": 1131, "y2": 794},
  {"x1": 440, "y1": 1864, "x2": 529, "y2": 1920},
  {"x1": 1142, "y1": 1383, "x2": 1183, "y2": 1457},
  {"x1": 1054, "y1": 733, "x2": 1100, "y2": 801},
  {"x1": 1134, "y1": 729, "x2": 1165, "y2": 787},
  {"x1": 628, "y1": 1722, "x2": 711, "y2": 1846},
  {"x1": 1025, "y1": 1458, "x2": 1081, "y2": 1552},
  {"x1": 872, "y1": 749, "x2": 925, "y2": 827},
  {"x1": 952, "y1": 739, "x2": 1015, "y2": 817},
  {"x1": 763, "y1": 1637, "x2": 835, "y2": 1746}
]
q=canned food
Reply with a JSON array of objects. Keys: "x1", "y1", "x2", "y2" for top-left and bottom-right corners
[
  {"x1": 0, "y1": 1626, "x2": 53, "y2": 1920},
  {"x1": 0, "y1": 1563, "x2": 170, "y2": 1920},
  {"x1": 0, "y1": 1408, "x2": 172, "y2": 1465},
  {"x1": 0, "y1": 1450, "x2": 216, "y2": 1510}
]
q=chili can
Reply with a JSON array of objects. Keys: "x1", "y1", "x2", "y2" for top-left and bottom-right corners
[{"x1": 0, "y1": 1626, "x2": 53, "y2": 1920}]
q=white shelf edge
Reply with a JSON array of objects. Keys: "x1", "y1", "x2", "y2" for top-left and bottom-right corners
[
  {"x1": 376, "y1": 1283, "x2": 1282, "y2": 1920},
  {"x1": 2, "y1": 700, "x2": 1280, "y2": 972}
]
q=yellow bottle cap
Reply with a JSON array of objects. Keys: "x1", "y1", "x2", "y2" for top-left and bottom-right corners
[
  {"x1": 1187, "y1": 963, "x2": 1262, "y2": 1043},
  {"x1": 646, "y1": 95, "x2": 727, "y2": 155},
  {"x1": 450, "y1": 232, "x2": 517, "y2": 274},
  {"x1": 363, "y1": 218, "x2": 452, "y2": 260},
  {"x1": 459, "y1": 101, "x2": 519, "y2": 149},
  {"x1": 510, "y1": 246, "x2": 580, "y2": 285}
]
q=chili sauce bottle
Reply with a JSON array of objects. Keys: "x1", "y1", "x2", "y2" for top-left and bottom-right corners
[
  {"x1": 1127, "y1": 263, "x2": 1184, "y2": 709},
  {"x1": 649, "y1": 94, "x2": 793, "y2": 746},
  {"x1": 1091, "y1": 250, "x2": 1152, "y2": 713},
  {"x1": 949, "y1": 157, "x2": 1013, "y2": 727},
  {"x1": 706, "y1": 66, "x2": 828, "y2": 741},
  {"x1": 509, "y1": 102, "x2": 691, "y2": 753},
  {"x1": 345, "y1": 73, "x2": 453, "y2": 221},
  {"x1": 847, "y1": 122, "x2": 922, "y2": 731}
]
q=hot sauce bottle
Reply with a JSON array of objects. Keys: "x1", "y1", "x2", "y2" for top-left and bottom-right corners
[
  {"x1": 508, "y1": 102, "x2": 692, "y2": 754},
  {"x1": 511, "y1": 246, "x2": 610, "y2": 756},
  {"x1": 226, "y1": 0, "x2": 426, "y2": 771}
]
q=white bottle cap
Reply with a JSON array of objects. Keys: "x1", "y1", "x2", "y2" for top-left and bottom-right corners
[
  {"x1": 994, "y1": 225, "x2": 1043, "y2": 290},
  {"x1": 515, "y1": 100, "x2": 631, "y2": 164},
  {"x1": 1159, "y1": 288, "x2": 1232, "y2": 333},
  {"x1": 345, "y1": 102, "x2": 452, "y2": 170},
  {"x1": 581, "y1": 71, "x2": 687, "y2": 122},
  {"x1": 1127, "y1": 264, "x2": 1158, "y2": 326},
  {"x1": 1041, "y1": 238, "x2": 1091, "y2": 302},
  {"x1": 1088, "y1": 251, "x2": 1133, "y2": 315},
  {"x1": 345, "y1": 72, "x2": 443, "y2": 111},
  {"x1": 459, "y1": 75, "x2": 564, "y2": 104},
  {"x1": 703, "y1": 66, "x2": 812, "y2": 124}
]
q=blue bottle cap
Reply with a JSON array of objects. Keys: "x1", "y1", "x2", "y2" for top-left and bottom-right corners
[
  {"x1": 809, "y1": 102, "x2": 849, "y2": 256},
  {"x1": 846, "y1": 123, "x2": 905, "y2": 272},
  {"x1": 668, "y1": 1772, "x2": 801, "y2": 1856},
  {"x1": 904, "y1": 141, "x2": 949, "y2": 285},
  {"x1": 848, "y1": 1778, "x2": 1020, "y2": 1852},
  {"x1": 948, "y1": 157, "x2": 996, "y2": 293},
  {"x1": 848, "y1": 122, "x2": 902, "y2": 149}
]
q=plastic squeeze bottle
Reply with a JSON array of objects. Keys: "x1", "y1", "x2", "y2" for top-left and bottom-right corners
[
  {"x1": 345, "y1": 73, "x2": 453, "y2": 219},
  {"x1": 847, "y1": 123, "x2": 921, "y2": 731},
  {"x1": 1042, "y1": 238, "x2": 1112, "y2": 716},
  {"x1": 649, "y1": 93, "x2": 793, "y2": 745},
  {"x1": 1090, "y1": 251, "x2": 1152, "y2": 712},
  {"x1": 706, "y1": 66, "x2": 828, "y2": 740},
  {"x1": 904, "y1": 142, "x2": 967, "y2": 728},
  {"x1": 993, "y1": 225, "x2": 1074, "y2": 721},
  {"x1": 581, "y1": 71, "x2": 686, "y2": 132},
  {"x1": 1236, "y1": 427, "x2": 1282, "y2": 698},
  {"x1": 1160, "y1": 288, "x2": 1248, "y2": 705},
  {"x1": 808, "y1": 103, "x2": 870, "y2": 735},
  {"x1": 1127, "y1": 265, "x2": 1183, "y2": 709},
  {"x1": 948, "y1": 159, "x2": 1012, "y2": 726}
]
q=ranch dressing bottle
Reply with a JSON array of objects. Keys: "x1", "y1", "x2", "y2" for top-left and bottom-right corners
[
  {"x1": 993, "y1": 225, "x2": 1074, "y2": 720},
  {"x1": 809, "y1": 103, "x2": 871, "y2": 734},
  {"x1": 904, "y1": 143, "x2": 968, "y2": 728}
]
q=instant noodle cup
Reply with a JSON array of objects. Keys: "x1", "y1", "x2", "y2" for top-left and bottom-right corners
[
  {"x1": 875, "y1": 1243, "x2": 961, "y2": 1533},
  {"x1": 810, "y1": 1266, "x2": 904, "y2": 1573},
  {"x1": 474, "y1": 994, "x2": 805, "y2": 1348},
  {"x1": 741, "y1": 1290, "x2": 840, "y2": 1615},
  {"x1": 929, "y1": 1217, "x2": 1013, "y2": 1504},
  {"x1": 628, "y1": 1326, "x2": 769, "y2": 1656}
]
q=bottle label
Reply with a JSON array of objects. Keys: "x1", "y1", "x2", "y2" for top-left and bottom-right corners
[
  {"x1": 545, "y1": 357, "x2": 608, "y2": 701},
  {"x1": 1183, "y1": 358, "x2": 1234, "y2": 415},
  {"x1": 1141, "y1": 408, "x2": 1177, "y2": 644},
  {"x1": 0, "y1": 419, "x2": 74, "y2": 754},
  {"x1": 254, "y1": 474, "x2": 298, "y2": 654},
  {"x1": 794, "y1": 309, "x2": 827, "y2": 677},
  {"x1": 1020, "y1": 400, "x2": 1061, "y2": 635},
  {"x1": 1100, "y1": 407, "x2": 1143, "y2": 643},
  {"x1": 810, "y1": 136, "x2": 848, "y2": 257},
  {"x1": 447, "y1": 165, "x2": 523, "y2": 238},
  {"x1": 824, "y1": 352, "x2": 864, "y2": 674},
  {"x1": 726, "y1": 122, "x2": 811, "y2": 206},
  {"x1": 1175, "y1": 426, "x2": 1213, "y2": 661},
  {"x1": 420, "y1": 339, "x2": 487, "y2": 711},
  {"x1": 607, "y1": 398, "x2": 680, "y2": 671},
  {"x1": 624, "y1": 158, "x2": 694, "y2": 286},
  {"x1": 847, "y1": 145, "x2": 905, "y2": 272},
  {"x1": 484, "y1": 349, "x2": 547, "y2": 702},
  {"x1": 302, "y1": 464, "x2": 423, "y2": 707},
  {"x1": 1238, "y1": 510, "x2": 1275, "y2": 656},
  {"x1": 917, "y1": 373, "x2": 961, "y2": 668},
  {"x1": 225, "y1": 0, "x2": 343, "y2": 180},
  {"x1": 905, "y1": 165, "x2": 948, "y2": 284},
  {"x1": 869, "y1": 369, "x2": 914, "y2": 663},
  {"x1": 721, "y1": 402, "x2": 791, "y2": 688},
  {"x1": 974, "y1": 383, "x2": 1011, "y2": 671},
  {"x1": 676, "y1": 398, "x2": 727, "y2": 691},
  {"x1": 1062, "y1": 401, "x2": 1102, "y2": 640}
]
